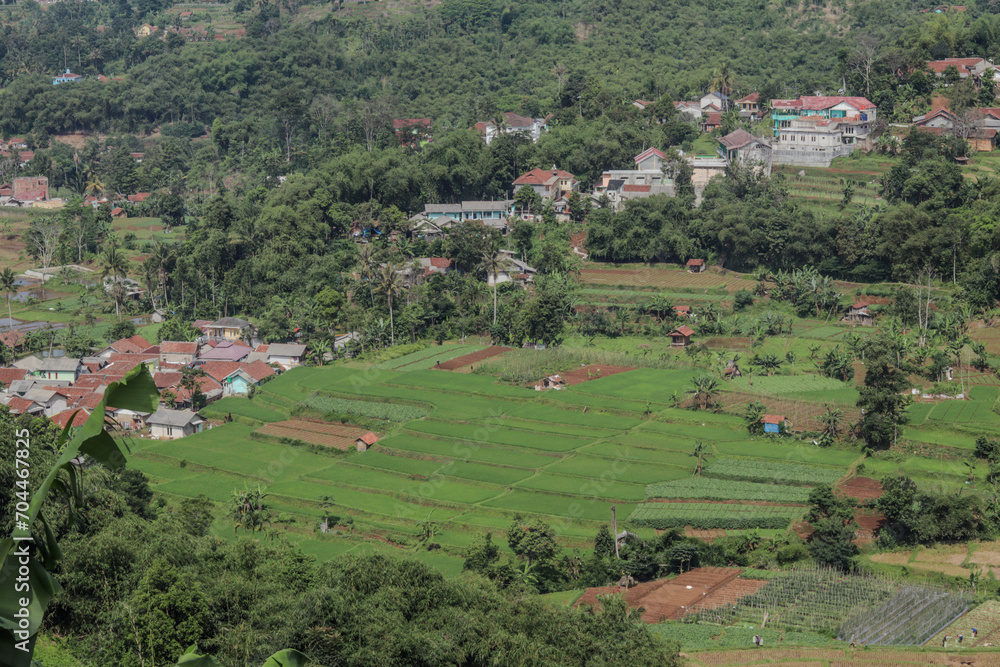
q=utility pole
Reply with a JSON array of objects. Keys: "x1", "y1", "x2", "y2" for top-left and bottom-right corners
[{"x1": 611, "y1": 505, "x2": 619, "y2": 559}]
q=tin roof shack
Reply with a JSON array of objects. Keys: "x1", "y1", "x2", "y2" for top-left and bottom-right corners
[
  {"x1": 534, "y1": 375, "x2": 566, "y2": 391},
  {"x1": 844, "y1": 301, "x2": 875, "y2": 326},
  {"x1": 669, "y1": 325, "x2": 694, "y2": 347},
  {"x1": 762, "y1": 414, "x2": 787, "y2": 434}
]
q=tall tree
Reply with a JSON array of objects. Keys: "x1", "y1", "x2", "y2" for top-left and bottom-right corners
[
  {"x1": 98, "y1": 238, "x2": 131, "y2": 321},
  {"x1": 377, "y1": 263, "x2": 405, "y2": 345},
  {"x1": 0, "y1": 268, "x2": 15, "y2": 331},
  {"x1": 480, "y1": 239, "x2": 513, "y2": 325}
]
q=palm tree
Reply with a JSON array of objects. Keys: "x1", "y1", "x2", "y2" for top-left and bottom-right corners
[
  {"x1": 99, "y1": 240, "x2": 131, "y2": 321},
  {"x1": 377, "y1": 263, "x2": 405, "y2": 346},
  {"x1": 0, "y1": 267, "x2": 16, "y2": 331},
  {"x1": 821, "y1": 405, "x2": 843, "y2": 439},
  {"x1": 480, "y1": 242, "x2": 513, "y2": 325},
  {"x1": 151, "y1": 241, "x2": 172, "y2": 307},
  {"x1": 84, "y1": 170, "x2": 105, "y2": 198},
  {"x1": 691, "y1": 374, "x2": 720, "y2": 410},
  {"x1": 710, "y1": 61, "x2": 736, "y2": 109}
]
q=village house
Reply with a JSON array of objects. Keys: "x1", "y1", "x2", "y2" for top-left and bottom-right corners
[
  {"x1": 202, "y1": 360, "x2": 275, "y2": 396},
  {"x1": 265, "y1": 343, "x2": 307, "y2": 369},
  {"x1": 474, "y1": 112, "x2": 548, "y2": 145},
  {"x1": 686, "y1": 259, "x2": 706, "y2": 273},
  {"x1": 669, "y1": 325, "x2": 694, "y2": 347},
  {"x1": 21, "y1": 388, "x2": 69, "y2": 417},
  {"x1": 770, "y1": 96, "x2": 876, "y2": 167},
  {"x1": 147, "y1": 408, "x2": 204, "y2": 439},
  {"x1": 205, "y1": 317, "x2": 254, "y2": 341},
  {"x1": 136, "y1": 23, "x2": 159, "y2": 37},
  {"x1": 736, "y1": 92, "x2": 763, "y2": 120},
  {"x1": 1, "y1": 176, "x2": 50, "y2": 202},
  {"x1": 488, "y1": 250, "x2": 537, "y2": 287},
  {"x1": 925, "y1": 57, "x2": 995, "y2": 84},
  {"x1": 673, "y1": 101, "x2": 704, "y2": 120},
  {"x1": 355, "y1": 432, "x2": 378, "y2": 452},
  {"x1": 38, "y1": 357, "x2": 84, "y2": 382},
  {"x1": 159, "y1": 341, "x2": 199, "y2": 366},
  {"x1": 97, "y1": 334, "x2": 153, "y2": 358},
  {"x1": 4, "y1": 396, "x2": 44, "y2": 416},
  {"x1": 199, "y1": 340, "x2": 252, "y2": 363},
  {"x1": 0, "y1": 367, "x2": 27, "y2": 390},
  {"x1": 762, "y1": 414, "x2": 786, "y2": 434},
  {"x1": 51, "y1": 408, "x2": 90, "y2": 430},
  {"x1": 911, "y1": 106, "x2": 1000, "y2": 152},
  {"x1": 423, "y1": 200, "x2": 513, "y2": 223},
  {"x1": 717, "y1": 129, "x2": 773, "y2": 176},
  {"x1": 700, "y1": 113, "x2": 723, "y2": 133},
  {"x1": 512, "y1": 168, "x2": 577, "y2": 201},
  {"x1": 700, "y1": 91, "x2": 730, "y2": 111},
  {"x1": 844, "y1": 301, "x2": 875, "y2": 326},
  {"x1": 410, "y1": 217, "x2": 446, "y2": 242},
  {"x1": 52, "y1": 69, "x2": 82, "y2": 85}
]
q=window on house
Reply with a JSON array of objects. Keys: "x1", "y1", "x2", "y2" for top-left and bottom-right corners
[
  {"x1": 801, "y1": 135, "x2": 806, "y2": 142},
  {"x1": 167, "y1": 426, "x2": 173, "y2": 436},
  {"x1": 811, "y1": 136, "x2": 816, "y2": 142}
]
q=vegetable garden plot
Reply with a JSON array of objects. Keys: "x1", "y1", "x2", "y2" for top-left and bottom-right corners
[
  {"x1": 628, "y1": 502, "x2": 802, "y2": 529},
  {"x1": 300, "y1": 395, "x2": 428, "y2": 421},
  {"x1": 646, "y1": 478, "x2": 813, "y2": 503},
  {"x1": 838, "y1": 586, "x2": 968, "y2": 646},
  {"x1": 713, "y1": 440, "x2": 860, "y2": 466},
  {"x1": 406, "y1": 420, "x2": 590, "y2": 452},
  {"x1": 380, "y1": 433, "x2": 560, "y2": 468},
  {"x1": 437, "y1": 461, "x2": 533, "y2": 485},
  {"x1": 515, "y1": 472, "x2": 647, "y2": 501},
  {"x1": 702, "y1": 458, "x2": 844, "y2": 486},
  {"x1": 727, "y1": 375, "x2": 849, "y2": 395},
  {"x1": 375, "y1": 344, "x2": 481, "y2": 370},
  {"x1": 927, "y1": 600, "x2": 1000, "y2": 647},
  {"x1": 483, "y1": 489, "x2": 635, "y2": 521},
  {"x1": 256, "y1": 424, "x2": 356, "y2": 450},
  {"x1": 545, "y1": 455, "x2": 690, "y2": 485}
]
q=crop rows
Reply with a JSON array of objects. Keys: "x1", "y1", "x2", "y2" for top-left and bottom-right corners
[
  {"x1": 628, "y1": 502, "x2": 802, "y2": 529},
  {"x1": 838, "y1": 586, "x2": 968, "y2": 646},
  {"x1": 406, "y1": 420, "x2": 589, "y2": 452},
  {"x1": 703, "y1": 458, "x2": 843, "y2": 486},
  {"x1": 645, "y1": 478, "x2": 812, "y2": 503},
  {"x1": 301, "y1": 394, "x2": 428, "y2": 421},
  {"x1": 376, "y1": 344, "x2": 481, "y2": 370}
]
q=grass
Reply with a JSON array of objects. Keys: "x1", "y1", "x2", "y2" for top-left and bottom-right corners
[
  {"x1": 201, "y1": 397, "x2": 287, "y2": 423},
  {"x1": 515, "y1": 472, "x2": 647, "y2": 501},
  {"x1": 646, "y1": 477, "x2": 813, "y2": 503}
]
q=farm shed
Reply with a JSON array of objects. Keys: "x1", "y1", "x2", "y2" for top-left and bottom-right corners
[
  {"x1": 686, "y1": 259, "x2": 706, "y2": 273},
  {"x1": 844, "y1": 301, "x2": 874, "y2": 325},
  {"x1": 534, "y1": 375, "x2": 565, "y2": 391},
  {"x1": 356, "y1": 432, "x2": 378, "y2": 452},
  {"x1": 673, "y1": 305, "x2": 691, "y2": 317},
  {"x1": 669, "y1": 325, "x2": 694, "y2": 347},
  {"x1": 761, "y1": 414, "x2": 786, "y2": 434}
]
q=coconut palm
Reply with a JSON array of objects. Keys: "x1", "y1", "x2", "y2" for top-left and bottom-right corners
[
  {"x1": 377, "y1": 263, "x2": 405, "y2": 345},
  {"x1": 150, "y1": 241, "x2": 172, "y2": 307},
  {"x1": 710, "y1": 61, "x2": 736, "y2": 108},
  {"x1": 98, "y1": 239, "x2": 131, "y2": 321},
  {"x1": 691, "y1": 374, "x2": 720, "y2": 410},
  {"x1": 0, "y1": 267, "x2": 16, "y2": 331},
  {"x1": 480, "y1": 241, "x2": 514, "y2": 325},
  {"x1": 84, "y1": 171, "x2": 105, "y2": 198}
]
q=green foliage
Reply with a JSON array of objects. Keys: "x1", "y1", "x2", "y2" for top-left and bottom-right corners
[
  {"x1": 702, "y1": 458, "x2": 843, "y2": 486},
  {"x1": 300, "y1": 395, "x2": 428, "y2": 422},
  {"x1": 628, "y1": 502, "x2": 801, "y2": 530},
  {"x1": 646, "y1": 477, "x2": 812, "y2": 503}
]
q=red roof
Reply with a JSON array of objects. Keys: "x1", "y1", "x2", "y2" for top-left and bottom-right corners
[
  {"x1": 160, "y1": 341, "x2": 198, "y2": 355},
  {"x1": 393, "y1": 118, "x2": 431, "y2": 129},
  {"x1": 513, "y1": 168, "x2": 575, "y2": 186},
  {"x1": 6, "y1": 397, "x2": 38, "y2": 413},
  {"x1": 51, "y1": 409, "x2": 89, "y2": 429},
  {"x1": 429, "y1": 257, "x2": 452, "y2": 269},
  {"x1": 255, "y1": 344, "x2": 270, "y2": 353},
  {"x1": 633, "y1": 147, "x2": 665, "y2": 164},
  {"x1": 0, "y1": 368, "x2": 27, "y2": 385},
  {"x1": 702, "y1": 112, "x2": 723, "y2": 126},
  {"x1": 926, "y1": 57, "x2": 985, "y2": 75},
  {"x1": 622, "y1": 184, "x2": 651, "y2": 193},
  {"x1": 111, "y1": 334, "x2": 153, "y2": 354},
  {"x1": 761, "y1": 414, "x2": 786, "y2": 424},
  {"x1": 0, "y1": 330, "x2": 26, "y2": 347},
  {"x1": 851, "y1": 301, "x2": 870, "y2": 310},
  {"x1": 127, "y1": 192, "x2": 152, "y2": 203},
  {"x1": 771, "y1": 96, "x2": 875, "y2": 111},
  {"x1": 153, "y1": 371, "x2": 182, "y2": 389},
  {"x1": 358, "y1": 432, "x2": 378, "y2": 445},
  {"x1": 75, "y1": 392, "x2": 106, "y2": 410},
  {"x1": 201, "y1": 361, "x2": 242, "y2": 383},
  {"x1": 738, "y1": 92, "x2": 760, "y2": 104},
  {"x1": 671, "y1": 325, "x2": 695, "y2": 336},
  {"x1": 110, "y1": 207, "x2": 125, "y2": 216},
  {"x1": 171, "y1": 375, "x2": 222, "y2": 402},
  {"x1": 686, "y1": 259, "x2": 705, "y2": 267},
  {"x1": 673, "y1": 305, "x2": 691, "y2": 313},
  {"x1": 241, "y1": 360, "x2": 276, "y2": 382}
]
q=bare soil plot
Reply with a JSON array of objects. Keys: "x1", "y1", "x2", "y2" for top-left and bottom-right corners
[
  {"x1": 435, "y1": 346, "x2": 512, "y2": 370},
  {"x1": 580, "y1": 266, "x2": 757, "y2": 292},
  {"x1": 557, "y1": 364, "x2": 635, "y2": 386},
  {"x1": 689, "y1": 577, "x2": 768, "y2": 611},
  {"x1": 684, "y1": 528, "x2": 727, "y2": 542},
  {"x1": 838, "y1": 477, "x2": 884, "y2": 500},
  {"x1": 255, "y1": 419, "x2": 369, "y2": 450},
  {"x1": 575, "y1": 566, "x2": 742, "y2": 622},
  {"x1": 692, "y1": 649, "x2": 845, "y2": 665}
]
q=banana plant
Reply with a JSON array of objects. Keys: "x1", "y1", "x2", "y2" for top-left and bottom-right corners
[{"x1": 0, "y1": 365, "x2": 158, "y2": 665}]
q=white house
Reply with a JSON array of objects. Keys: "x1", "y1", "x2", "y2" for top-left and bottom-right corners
[
  {"x1": 147, "y1": 408, "x2": 204, "y2": 440},
  {"x1": 266, "y1": 343, "x2": 307, "y2": 369}
]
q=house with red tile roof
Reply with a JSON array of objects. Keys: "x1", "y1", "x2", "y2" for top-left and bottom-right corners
[
  {"x1": 127, "y1": 192, "x2": 152, "y2": 203},
  {"x1": 669, "y1": 325, "x2": 694, "y2": 347},
  {"x1": 5, "y1": 396, "x2": 42, "y2": 415},
  {"x1": 0, "y1": 368, "x2": 27, "y2": 388},
  {"x1": 926, "y1": 57, "x2": 992, "y2": 81},
  {"x1": 51, "y1": 408, "x2": 90, "y2": 429},
  {"x1": 393, "y1": 118, "x2": 432, "y2": 146},
  {"x1": 686, "y1": 259, "x2": 706, "y2": 273},
  {"x1": 99, "y1": 334, "x2": 153, "y2": 357},
  {"x1": 737, "y1": 92, "x2": 762, "y2": 118},
  {"x1": 168, "y1": 374, "x2": 223, "y2": 406},
  {"x1": 355, "y1": 431, "x2": 378, "y2": 452},
  {"x1": 512, "y1": 167, "x2": 577, "y2": 201}
]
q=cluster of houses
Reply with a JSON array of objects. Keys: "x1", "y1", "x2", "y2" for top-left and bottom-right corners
[{"x1": 0, "y1": 317, "x2": 308, "y2": 440}]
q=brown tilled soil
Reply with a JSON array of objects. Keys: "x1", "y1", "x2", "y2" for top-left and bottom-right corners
[
  {"x1": 574, "y1": 567, "x2": 743, "y2": 623},
  {"x1": 683, "y1": 528, "x2": 727, "y2": 542},
  {"x1": 837, "y1": 476, "x2": 884, "y2": 500},
  {"x1": 435, "y1": 345, "x2": 512, "y2": 370},
  {"x1": 688, "y1": 577, "x2": 768, "y2": 612},
  {"x1": 557, "y1": 364, "x2": 635, "y2": 386}
]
